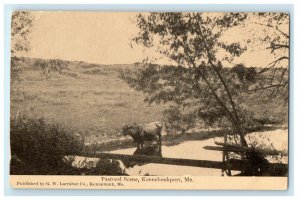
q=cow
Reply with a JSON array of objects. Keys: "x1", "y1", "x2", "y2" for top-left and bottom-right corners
[{"x1": 121, "y1": 121, "x2": 163, "y2": 153}]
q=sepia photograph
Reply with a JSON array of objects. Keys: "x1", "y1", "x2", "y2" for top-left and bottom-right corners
[{"x1": 9, "y1": 11, "x2": 289, "y2": 189}]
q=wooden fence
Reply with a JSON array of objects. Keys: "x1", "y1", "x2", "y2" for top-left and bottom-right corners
[{"x1": 77, "y1": 151, "x2": 288, "y2": 173}]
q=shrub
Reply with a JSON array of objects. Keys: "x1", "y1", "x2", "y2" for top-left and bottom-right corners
[{"x1": 10, "y1": 116, "x2": 84, "y2": 175}]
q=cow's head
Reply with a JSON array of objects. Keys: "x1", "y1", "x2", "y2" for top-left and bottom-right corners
[
  {"x1": 121, "y1": 125, "x2": 132, "y2": 136},
  {"x1": 121, "y1": 124, "x2": 136, "y2": 137}
]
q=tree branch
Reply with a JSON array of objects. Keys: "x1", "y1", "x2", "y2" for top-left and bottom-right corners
[
  {"x1": 196, "y1": 25, "x2": 247, "y2": 146},
  {"x1": 268, "y1": 43, "x2": 289, "y2": 53},
  {"x1": 253, "y1": 22, "x2": 289, "y2": 39},
  {"x1": 247, "y1": 83, "x2": 287, "y2": 92},
  {"x1": 259, "y1": 56, "x2": 289, "y2": 74}
]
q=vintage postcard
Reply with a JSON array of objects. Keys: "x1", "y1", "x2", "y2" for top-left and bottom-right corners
[{"x1": 10, "y1": 11, "x2": 289, "y2": 190}]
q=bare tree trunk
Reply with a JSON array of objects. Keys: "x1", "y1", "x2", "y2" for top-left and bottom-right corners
[{"x1": 231, "y1": 120, "x2": 247, "y2": 147}]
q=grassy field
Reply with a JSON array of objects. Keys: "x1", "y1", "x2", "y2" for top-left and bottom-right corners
[
  {"x1": 11, "y1": 58, "x2": 288, "y2": 148},
  {"x1": 11, "y1": 59, "x2": 167, "y2": 144}
]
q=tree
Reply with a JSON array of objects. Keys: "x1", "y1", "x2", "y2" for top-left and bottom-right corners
[
  {"x1": 11, "y1": 11, "x2": 34, "y2": 55},
  {"x1": 11, "y1": 11, "x2": 34, "y2": 81},
  {"x1": 125, "y1": 13, "x2": 254, "y2": 146},
  {"x1": 245, "y1": 13, "x2": 289, "y2": 101}
]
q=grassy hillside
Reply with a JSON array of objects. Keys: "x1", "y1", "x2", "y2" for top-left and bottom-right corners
[
  {"x1": 11, "y1": 58, "x2": 166, "y2": 143},
  {"x1": 11, "y1": 58, "x2": 288, "y2": 146}
]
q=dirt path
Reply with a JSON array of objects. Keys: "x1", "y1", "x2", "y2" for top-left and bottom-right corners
[
  {"x1": 72, "y1": 128, "x2": 288, "y2": 176},
  {"x1": 110, "y1": 128, "x2": 288, "y2": 176}
]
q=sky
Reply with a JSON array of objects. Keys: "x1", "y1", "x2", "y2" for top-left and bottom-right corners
[
  {"x1": 27, "y1": 12, "x2": 150, "y2": 64},
  {"x1": 16, "y1": 12, "x2": 289, "y2": 67}
]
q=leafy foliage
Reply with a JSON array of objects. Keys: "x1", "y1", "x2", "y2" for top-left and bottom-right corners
[
  {"x1": 132, "y1": 13, "x2": 252, "y2": 146},
  {"x1": 11, "y1": 11, "x2": 34, "y2": 54},
  {"x1": 134, "y1": 13, "x2": 247, "y2": 66},
  {"x1": 163, "y1": 106, "x2": 198, "y2": 134},
  {"x1": 126, "y1": 12, "x2": 288, "y2": 146},
  {"x1": 11, "y1": 56, "x2": 28, "y2": 82},
  {"x1": 121, "y1": 63, "x2": 279, "y2": 134},
  {"x1": 10, "y1": 115, "x2": 130, "y2": 175},
  {"x1": 11, "y1": 12, "x2": 34, "y2": 93},
  {"x1": 245, "y1": 13, "x2": 289, "y2": 101},
  {"x1": 10, "y1": 116, "x2": 84, "y2": 175}
]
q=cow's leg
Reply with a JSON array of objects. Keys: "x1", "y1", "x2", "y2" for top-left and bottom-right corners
[
  {"x1": 155, "y1": 124, "x2": 163, "y2": 156},
  {"x1": 153, "y1": 133, "x2": 161, "y2": 156},
  {"x1": 138, "y1": 141, "x2": 143, "y2": 150},
  {"x1": 158, "y1": 133, "x2": 162, "y2": 155},
  {"x1": 140, "y1": 130, "x2": 145, "y2": 149},
  {"x1": 137, "y1": 143, "x2": 140, "y2": 150}
]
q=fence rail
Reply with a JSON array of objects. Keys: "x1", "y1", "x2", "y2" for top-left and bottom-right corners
[{"x1": 76, "y1": 152, "x2": 287, "y2": 172}]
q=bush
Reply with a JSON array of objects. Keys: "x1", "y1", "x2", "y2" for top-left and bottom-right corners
[{"x1": 10, "y1": 116, "x2": 84, "y2": 175}]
